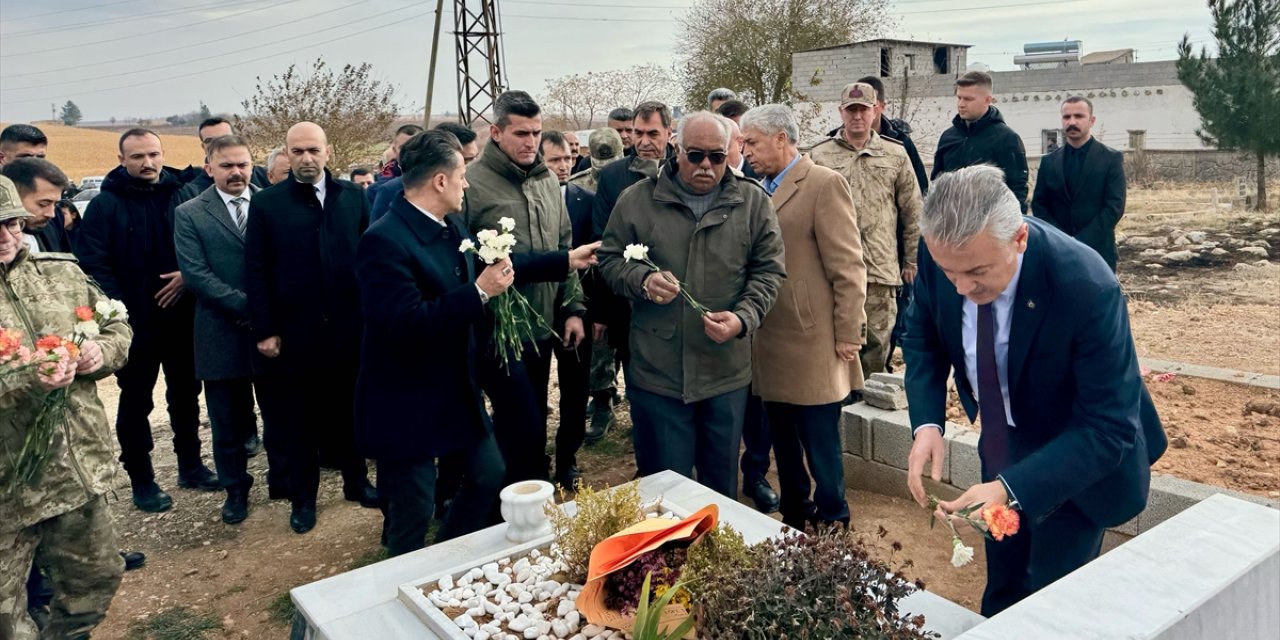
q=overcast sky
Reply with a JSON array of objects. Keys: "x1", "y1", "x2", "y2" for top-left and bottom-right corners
[{"x1": 0, "y1": 0, "x2": 1214, "y2": 123}]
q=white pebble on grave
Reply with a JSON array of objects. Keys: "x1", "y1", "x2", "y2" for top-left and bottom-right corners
[
  {"x1": 439, "y1": 575, "x2": 455, "y2": 591},
  {"x1": 582, "y1": 624, "x2": 604, "y2": 636},
  {"x1": 509, "y1": 615, "x2": 531, "y2": 632},
  {"x1": 523, "y1": 627, "x2": 540, "y2": 640},
  {"x1": 518, "y1": 591, "x2": 534, "y2": 604},
  {"x1": 556, "y1": 599, "x2": 574, "y2": 617},
  {"x1": 564, "y1": 610, "x2": 580, "y2": 630},
  {"x1": 551, "y1": 620, "x2": 570, "y2": 638},
  {"x1": 452, "y1": 613, "x2": 476, "y2": 629},
  {"x1": 474, "y1": 632, "x2": 490, "y2": 640}
]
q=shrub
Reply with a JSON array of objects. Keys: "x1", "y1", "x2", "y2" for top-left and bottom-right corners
[{"x1": 546, "y1": 481, "x2": 645, "y2": 584}]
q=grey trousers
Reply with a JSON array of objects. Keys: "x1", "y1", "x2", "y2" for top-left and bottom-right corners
[{"x1": 628, "y1": 385, "x2": 748, "y2": 499}]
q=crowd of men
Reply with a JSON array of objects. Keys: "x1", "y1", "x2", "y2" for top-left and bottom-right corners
[{"x1": 2, "y1": 67, "x2": 1161, "y2": 637}]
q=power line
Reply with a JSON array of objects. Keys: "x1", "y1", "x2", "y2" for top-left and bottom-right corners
[
  {"x1": 899, "y1": 0, "x2": 1086, "y2": 15},
  {"x1": 2, "y1": 0, "x2": 264, "y2": 39},
  {"x1": 0, "y1": 2, "x2": 291, "y2": 58},
  {"x1": 3, "y1": 0, "x2": 147, "y2": 23},
  {"x1": 5, "y1": 1, "x2": 418, "y2": 92},
  {"x1": 1, "y1": 0, "x2": 363, "y2": 80},
  {"x1": 0, "y1": 7, "x2": 435, "y2": 107}
]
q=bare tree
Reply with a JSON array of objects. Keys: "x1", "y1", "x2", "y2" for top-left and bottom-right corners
[
  {"x1": 541, "y1": 64, "x2": 680, "y2": 129},
  {"x1": 677, "y1": 0, "x2": 893, "y2": 108},
  {"x1": 234, "y1": 59, "x2": 401, "y2": 171}
]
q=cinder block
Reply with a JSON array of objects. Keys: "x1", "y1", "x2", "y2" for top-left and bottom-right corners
[
  {"x1": 869, "y1": 410, "x2": 913, "y2": 470},
  {"x1": 868, "y1": 371, "x2": 906, "y2": 389},
  {"x1": 838, "y1": 405, "x2": 874, "y2": 458},
  {"x1": 1139, "y1": 474, "x2": 1280, "y2": 534},
  {"x1": 843, "y1": 454, "x2": 961, "y2": 503},
  {"x1": 862, "y1": 378, "x2": 908, "y2": 410},
  {"x1": 947, "y1": 426, "x2": 982, "y2": 489}
]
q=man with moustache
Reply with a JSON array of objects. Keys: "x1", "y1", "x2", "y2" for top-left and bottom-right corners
[
  {"x1": 355, "y1": 130, "x2": 598, "y2": 554},
  {"x1": 77, "y1": 128, "x2": 218, "y2": 513},
  {"x1": 175, "y1": 135, "x2": 289, "y2": 524},
  {"x1": 1031, "y1": 96, "x2": 1126, "y2": 272},
  {"x1": 598, "y1": 112, "x2": 785, "y2": 499},
  {"x1": 244, "y1": 122, "x2": 377, "y2": 534},
  {"x1": 463, "y1": 91, "x2": 589, "y2": 484},
  {"x1": 565, "y1": 131, "x2": 590, "y2": 174}
]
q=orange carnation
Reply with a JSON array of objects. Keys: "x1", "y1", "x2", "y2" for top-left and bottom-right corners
[
  {"x1": 62, "y1": 339, "x2": 81, "y2": 361},
  {"x1": 75, "y1": 306, "x2": 94, "y2": 321},
  {"x1": 0, "y1": 328, "x2": 23, "y2": 357},
  {"x1": 35, "y1": 335, "x2": 62, "y2": 351},
  {"x1": 982, "y1": 504, "x2": 1021, "y2": 541}
]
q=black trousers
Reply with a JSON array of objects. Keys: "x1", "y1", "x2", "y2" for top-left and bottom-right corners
[
  {"x1": 256, "y1": 368, "x2": 367, "y2": 507},
  {"x1": 379, "y1": 433, "x2": 506, "y2": 557},
  {"x1": 739, "y1": 393, "x2": 772, "y2": 483},
  {"x1": 981, "y1": 500, "x2": 1105, "y2": 617},
  {"x1": 113, "y1": 313, "x2": 202, "y2": 486},
  {"x1": 554, "y1": 330, "x2": 591, "y2": 473},
  {"x1": 765, "y1": 401, "x2": 848, "y2": 529},
  {"x1": 481, "y1": 340, "x2": 553, "y2": 484},
  {"x1": 205, "y1": 377, "x2": 288, "y2": 493},
  {"x1": 628, "y1": 385, "x2": 748, "y2": 499}
]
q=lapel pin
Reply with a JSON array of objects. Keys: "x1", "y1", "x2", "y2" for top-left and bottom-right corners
[{"x1": 1027, "y1": 300, "x2": 1036, "y2": 310}]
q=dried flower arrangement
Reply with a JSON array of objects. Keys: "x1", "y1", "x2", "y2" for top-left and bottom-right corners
[{"x1": 544, "y1": 481, "x2": 646, "y2": 585}]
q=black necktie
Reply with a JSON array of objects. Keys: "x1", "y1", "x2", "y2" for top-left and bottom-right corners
[{"x1": 977, "y1": 302, "x2": 1010, "y2": 477}]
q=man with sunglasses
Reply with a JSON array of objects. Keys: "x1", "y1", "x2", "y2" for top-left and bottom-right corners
[
  {"x1": 810, "y1": 82, "x2": 922, "y2": 383},
  {"x1": 597, "y1": 112, "x2": 785, "y2": 500}
]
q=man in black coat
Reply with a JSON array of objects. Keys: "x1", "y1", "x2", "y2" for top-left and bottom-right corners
[
  {"x1": 77, "y1": 128, "x2": 217, "y2": 513},
  {"x1": 244, "y1": 122, "x2": 376, "y2": 535},
  {"x1": 354, "y1": 130, "x2": 597, "y2": 555},
  {"x1": 1031, "y1": 96, "x2": 1127, "y2": 272},
  {"x1": 178, "y1": 118, "x2": 269, "y2": 192},
  {"x1": 932, "y1": 71, "x2": 1029, "y2": 213}
]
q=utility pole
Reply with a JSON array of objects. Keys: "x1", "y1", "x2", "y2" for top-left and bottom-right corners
[
  {"x1": 453, "y1": 0, "x2": 506, "y2": 125},
  {"x1": 424, "y1": 0, "x2": 445, "y2": 128},
  {"x1": 50, "y1": 103, "x2": 56, "y2": 122}
]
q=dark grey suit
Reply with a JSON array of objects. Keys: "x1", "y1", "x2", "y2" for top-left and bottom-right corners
[{"x1": 175, "y1": 186, "x2": 285, "y2": 493}]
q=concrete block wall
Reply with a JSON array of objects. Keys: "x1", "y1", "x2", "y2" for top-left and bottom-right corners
[{"x1": 841, "y1": 375, "x2": 1279, "y2": 537}]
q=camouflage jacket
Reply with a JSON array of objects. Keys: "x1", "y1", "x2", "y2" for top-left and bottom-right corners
[
  {"x1": 567, "y1": 167, "x2": 598, "y2": 192},
  {"x1": 1, "y1": 250, "x2": 132, "y2": 532},
  {"x1": 809, "y1": 130, "x2": 922, "y2": 286}
]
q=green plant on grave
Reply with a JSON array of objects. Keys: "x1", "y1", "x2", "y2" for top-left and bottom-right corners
[
  {"x1": 694, "y1": 528, "x2": 936, "y2": 640},
  {"x1": 632, "y1": 571, "x2": 696, "y2": 640},
  {"x1": 545, "y1": 480, "x2": 645, "y2": 584},
  {"x1": 680, "y1": 522, "x2": 753, "y2": 601}
]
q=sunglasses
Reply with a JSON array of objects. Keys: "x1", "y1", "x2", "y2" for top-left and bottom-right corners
[{"x1": 682, "y1": 148, "x2": 728, "y2": 165}]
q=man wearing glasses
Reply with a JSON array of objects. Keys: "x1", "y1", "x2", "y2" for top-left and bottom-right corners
[
  {"x1": 597, "y1": 112, "x2": 785, "y2": 500},
  {"x1": 810, "y1": 82, "x2": 922, "y2": 383}
]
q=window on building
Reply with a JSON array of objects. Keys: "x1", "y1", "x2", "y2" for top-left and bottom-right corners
[
  {"x1": 904, "y1": 53, "x2": 916, "y2": 72},
  {"x1": 1042, "y1": 129, "x2": 1062, "y2": 154},
  {"x1": 933, "y1": 47, "x2": 949, "y2": 74},
  {"x1": 880, "y1": 47, "x2": 891, "y2": 77}
]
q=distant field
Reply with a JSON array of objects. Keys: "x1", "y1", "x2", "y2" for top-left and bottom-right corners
[{"x1": 0, "y1": 122, "x2": 205, "y2": 183}]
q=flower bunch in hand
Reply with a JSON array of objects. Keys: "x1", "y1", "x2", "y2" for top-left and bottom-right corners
[
  {"x1": 5, "y1": 298, "x2": 128, "y2": 495},
  {"x1": 623, "y1": 243, "x2": 710, "y2": 315},
  {"x1": 0, "y1": 327, "x2": 31, "y2": 368},
  {"x1": 460, "y1": 217, "x2": 557, "y2": 371},
  {"x1": 926, "y1": 495, "x2": 1021, "y2": 567}
]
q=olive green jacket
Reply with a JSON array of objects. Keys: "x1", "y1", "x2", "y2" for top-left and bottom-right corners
[
  {"x1": 1, "y1": 250, "x2": 132, "y2": 532},
  {"x1": 598, "y1": 162, "x2": 786, "y2": 403},
  {"x1": 463, "y1": 140, "x2": 584, "y2": 341}
]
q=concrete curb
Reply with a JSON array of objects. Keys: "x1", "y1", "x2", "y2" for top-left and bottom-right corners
[{"x1": 1139, "y1": 357, "x2": 1280, "y2": 390}]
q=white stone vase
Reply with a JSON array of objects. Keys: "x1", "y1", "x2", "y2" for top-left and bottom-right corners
[{"x1": 499, "y1": 480, "x2": 555, "y2": 543}]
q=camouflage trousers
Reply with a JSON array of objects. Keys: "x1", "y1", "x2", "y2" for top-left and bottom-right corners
[
  {"x1": 859, "y1": 284, "x2": 898, "y2": 380},
  {"x1": 588, "y1": 332, "x2": 618, "y2": 396},
  {"x1": 0, "y1": 496, "x2": 122, "y2": 640}
]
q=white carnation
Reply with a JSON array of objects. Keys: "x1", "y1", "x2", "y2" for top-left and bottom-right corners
[
  {"x1": 477, "y1": 245, "x2": 504, "y2": 264},
  {"x1": 950, "y1": 537, "x2": 974, "y2": 567},
  {"x1": 477, "y1": 229, "x2": 499, "y2": 243},
  {"x1": 498, "y1": 217, "x2": 516, "y2": 232},
  {"x1": 458, "y1": 239, "x2": 476, "y2": 253},
  {"x1": 74, "y1": 321, "x2": 100, "y2": 339},
  {"x1": 623, "y1": 244, "x2": 649, "y2": 262},
  {"x1": 495, "y1": 233, "x2": 518, "y2": 249}
]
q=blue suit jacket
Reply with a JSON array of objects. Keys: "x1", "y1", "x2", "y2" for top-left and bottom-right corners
[
  {"x1": 368, "y1": 176, "x2": 403, "y2": 224},
  {"x1": 353, "y1": 195, "x2": 568, "y2": 462},
  {"x1": 903, "y1": 217, "x2": 1166, "y2": 527}
]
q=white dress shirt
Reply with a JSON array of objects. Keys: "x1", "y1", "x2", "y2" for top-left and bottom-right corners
[{"x1": 299, "y1": 177, "x2": 326, "y2": 204}]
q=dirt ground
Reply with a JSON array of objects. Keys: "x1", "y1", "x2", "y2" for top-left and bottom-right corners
[{"x1": 77, "y1": 183, "x2": 1280, "y2": 638}]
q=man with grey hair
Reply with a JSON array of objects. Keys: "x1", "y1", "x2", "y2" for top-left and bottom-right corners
[
  {"x1": 743, "y1": 104, "x2": 866, "y2": 530},
  {"x1": 707, "y1": 88, "x2": 736, "y2": 112},
  {"x1": 598, "y1": 111, "x2": 785, "y2": 500},
  {"x1": 266, "y1": 146, "x2": 290, "y2": 185},
  {"x1": 810, "y1": 82, "x2": 921, "y2": 383},
  {"x1": 903, "y1": 165, "x2": 1166, "y2": 616}
]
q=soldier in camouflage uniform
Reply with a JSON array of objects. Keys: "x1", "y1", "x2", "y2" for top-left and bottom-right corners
[
  {"x1": 567, "y1": 127, "x2": 624, "y2": 193},
  {"x1": 0, "y1": 175, "x2": 132, "y2": 640},
  {"x1": 810, "y1": 82, "x2": 922, "y2": 380}
]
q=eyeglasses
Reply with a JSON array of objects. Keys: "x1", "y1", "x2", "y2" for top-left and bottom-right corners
[
  {"x1": 3, "y1": 218, "x2": 26, "y2": 235},
  {"x1": 682, "y1": 148, "x2": 728, "y2": 165}
]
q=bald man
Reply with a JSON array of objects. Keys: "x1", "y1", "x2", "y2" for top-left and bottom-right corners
[{"x1": 244, "y1": 122, "x2": 376, "y2": 534}]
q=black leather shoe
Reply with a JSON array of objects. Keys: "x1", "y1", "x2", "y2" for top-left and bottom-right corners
[
  {"x1": 132, "y1": 483, "x2": 173, "y2": 513},
  {"x1": 120, "y1": 550, "x2": 146, "y2": 571},
  {"x1": 344, "y1": 482, "x2": 379, "y2": 509},
  {"x1": 177, "y1": 464, "x2": 220, "y2": 491},
  {"x1": 290, "y1": 503, "x2": 316, "y2": 534},
  {"x1": 554, "y1": 465, "x2": 581, "y2": 490},
  {"x1": 584, "y1": 399, "x2": 615, "y2": 445},
  {"x1": 244, "y1": 434, "x2": 263, "y2": 457},
  {"x1": 743, "y1": 477, "x2": 780, "y2": 514},
  {"x1": 222, "y1": 477, "x2": 252, "y2": 524}
]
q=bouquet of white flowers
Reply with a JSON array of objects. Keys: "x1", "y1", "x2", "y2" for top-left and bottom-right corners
[
  {"x1": 623, "y1": 243, "x2": 710, "y2": 315},
  {"x1": 460, "y1": 217, "x2": 558, "y2": 371}
]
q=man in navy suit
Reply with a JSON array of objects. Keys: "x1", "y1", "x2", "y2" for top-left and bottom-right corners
[
  {"x1": 903, "y1": 165, "x2": 1165, "y2": 616},
  {"x1": 354, "y1": 130, "x2": 599, "y2": 556}
]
